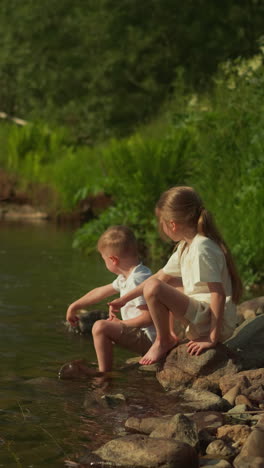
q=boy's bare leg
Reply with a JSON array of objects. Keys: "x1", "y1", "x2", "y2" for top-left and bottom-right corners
[
  {"x1": 92, "y1": 320, "x2": 123, "y2": 372},
  {"x1": 139, "y1": 279, "x2": 189, "y2": 365}
]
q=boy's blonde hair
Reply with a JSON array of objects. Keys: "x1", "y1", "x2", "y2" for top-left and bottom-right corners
[
  {"x1": 156, "y1": 186, "x2": 243, "y2": 304},
  {"x1": 97, "y1": 225, "x2": 138, "y2": 257}
]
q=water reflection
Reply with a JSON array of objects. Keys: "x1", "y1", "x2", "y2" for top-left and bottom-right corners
[{"x1": 0, "y1": 221, "x2": 169, "y2": 467}]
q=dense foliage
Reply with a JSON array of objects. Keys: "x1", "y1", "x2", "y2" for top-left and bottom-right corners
[
  {"x1": 0, "y1": 51, "x2": 263, "y2": 289},
  {"x1": 1, "y1": 0, "x2": 264, "y2": 139}
]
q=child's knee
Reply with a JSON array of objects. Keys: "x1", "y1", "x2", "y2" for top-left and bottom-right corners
[
  {"x1": 143, "y1": 278, "x2": 162, "y2": 300},
  {"x1": 92, "y1": 319, "x2": 107, "y2": 336}
]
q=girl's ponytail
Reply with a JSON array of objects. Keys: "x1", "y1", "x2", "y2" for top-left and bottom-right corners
[{"x1": 197, "y1": 209, "x2": 243, "y2": 304}]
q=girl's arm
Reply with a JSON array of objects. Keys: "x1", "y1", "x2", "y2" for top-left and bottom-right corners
[
  {"x1": 108, "y1": 269, "x2": 172, "y2": 312},
  {"x1": 207, "y1": 282, "x2": 226, "y2": 344},
  {"x1": 66, "y1": 284, "x2": 117, "y2": 325},
  {"x1": 110, "y1": 305, "x2": 153, "y2": 328},
  {"x1": 187, "y1": 282, "x2": 226, "y2": 355}
]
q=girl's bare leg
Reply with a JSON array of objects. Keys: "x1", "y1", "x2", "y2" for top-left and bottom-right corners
[
  {"x1": 92, "y1": 320, "x2": 123, "y2": 372},
  {"x1": 139, "y1": 279, "x2": 189, "y2": 365}
]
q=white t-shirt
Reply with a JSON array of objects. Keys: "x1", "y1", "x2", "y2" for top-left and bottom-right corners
[
  {"x1": 112, "y1": 263, "x2": 156, "y2": 342},
  {"x1": 163, "y1": 234, "x2": 236, "y2": 329}
]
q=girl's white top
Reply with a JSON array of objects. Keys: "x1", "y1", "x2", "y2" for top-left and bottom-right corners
[
  {"x1": 112, "y1": 263, "x2": 156, "y2": 342},
  {"x1": 163, "y1": 234, "x2": 236, "y2": 325}
]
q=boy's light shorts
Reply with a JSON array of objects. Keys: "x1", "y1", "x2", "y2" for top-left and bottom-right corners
[
  {"x1": 114, "y1": 325, "x2": 152, "y2": 355},
  {"x1": 185, "y1": 297, "x2": 235, "y2": 342}
]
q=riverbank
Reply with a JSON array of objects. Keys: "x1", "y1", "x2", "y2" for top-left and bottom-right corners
[
  {"x1": 62, "y1": 298, "x2": 264, "y2": 467},
  {"x1": 0, "y1": 168, "x2": 111, "y2": 225}
]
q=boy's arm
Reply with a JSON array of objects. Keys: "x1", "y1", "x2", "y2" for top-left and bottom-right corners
[
  {"x1": 187, "y1": 282, "x2": 226, "y2": 355},
  {"x1": 108, "y1": 269, "x2": 172, "y2": 311},
  {"x1": 66, "y1": 284, "x2": 117, "y2": 326}
]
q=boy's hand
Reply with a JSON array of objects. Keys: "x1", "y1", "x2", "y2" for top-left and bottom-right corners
[
  {"x1": 186, "y1": 337, "x2": 215, "y2": 356},
  {"x1": 66, "y1": 306, "x2": 79, "y2": 327}
]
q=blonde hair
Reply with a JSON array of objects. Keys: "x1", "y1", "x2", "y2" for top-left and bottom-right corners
[
  {"x1": 156, "y1": 186, "x2": 243, "y2": 303},
  {"x1": 97, "y1": 225, "x2": 138, "y2": 257}
]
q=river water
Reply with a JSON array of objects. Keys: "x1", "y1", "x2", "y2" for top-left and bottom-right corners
[{"x1": 0, "y1": 221, "x2": 173, "y2": 467}]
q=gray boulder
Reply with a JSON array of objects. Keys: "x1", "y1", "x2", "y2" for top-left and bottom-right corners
[
  {"x1": 94, "y1": 434, "x2": 199, "y2": 468},
  {"x1": 225, "y1": 315, "x2": 264, "y2": 369}
]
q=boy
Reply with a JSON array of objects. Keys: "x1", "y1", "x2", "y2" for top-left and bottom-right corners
[{"x1": 66, "y1": 225, "x2": 155, "y2": 372}]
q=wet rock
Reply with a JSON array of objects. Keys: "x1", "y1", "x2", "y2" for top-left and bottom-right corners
[
  {"x1": 94, "y1": 434, "x2": 199, "y2": 467},
  {"x1": 65, "y1": 309, "x2": 108, "y2": 334},
  {"x1": 58, "y1": 359, "x2": 103, "y2": 379},
  {"x1": 149, "y1": 413, "x2": 199, "y2": 450}
]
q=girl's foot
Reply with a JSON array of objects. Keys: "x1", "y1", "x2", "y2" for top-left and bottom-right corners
[{"x1": 139, "y1": 337, "x2": 178, "y2": 365}]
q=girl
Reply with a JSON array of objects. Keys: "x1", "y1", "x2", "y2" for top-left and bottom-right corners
[{"x1": 109, "y1": 186, "x2": 243, "y2": 365}]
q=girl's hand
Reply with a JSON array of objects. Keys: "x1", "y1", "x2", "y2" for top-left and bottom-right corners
[
  {"x1": 108, "y1": 305, "x2": 117, "y2": 321},
  {"x1": 186, "y1": 337, "x2": 215, "y2": 356}
]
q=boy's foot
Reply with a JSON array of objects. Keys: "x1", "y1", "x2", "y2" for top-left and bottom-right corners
[{"x1": 139, "y1": 337, "x2": 178, "y2": 365}]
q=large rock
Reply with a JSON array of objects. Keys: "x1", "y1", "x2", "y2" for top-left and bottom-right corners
[
  {"x1": 226, "y1": 315, "x2": 264, "y2": 369},
  {"x1": 157, "y1": 342, "x2": 241, "y2": 391},
  {"x1": 157, "y1": 315, "x2": 264, "y2": 391},
  {"x1": 94, "y1": 434, "x2": 199, "y2": 467}
]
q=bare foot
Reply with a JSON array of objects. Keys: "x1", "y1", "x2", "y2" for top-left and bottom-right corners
[{"x1": 139, "y1": 337, "x2": 178, "y2": 365}]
